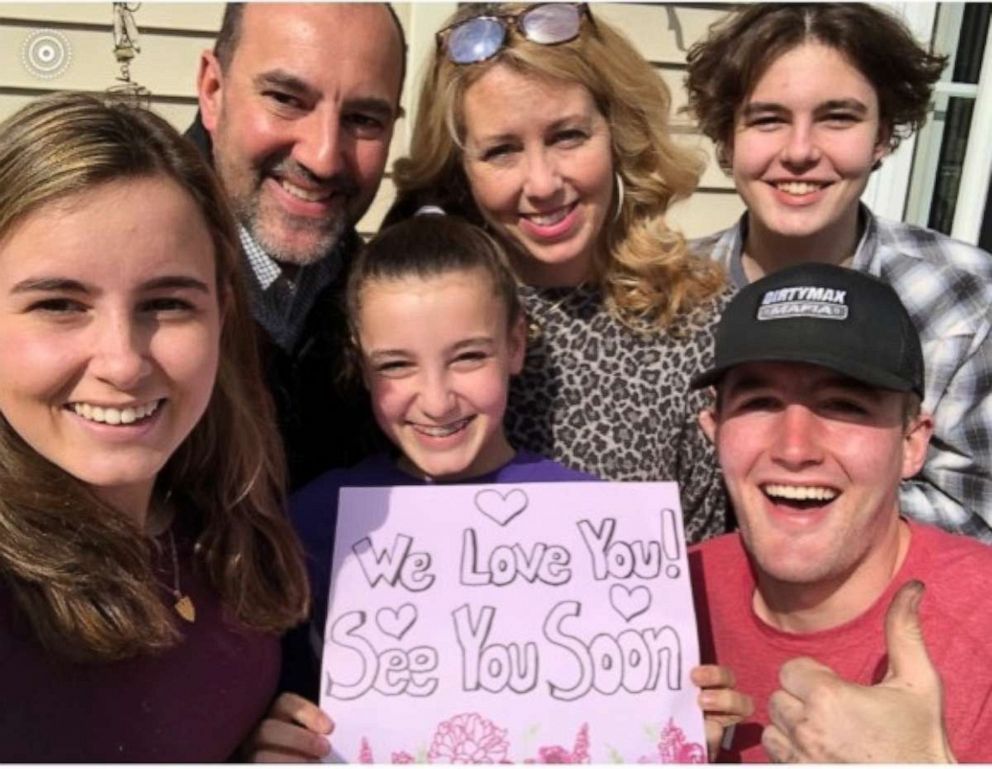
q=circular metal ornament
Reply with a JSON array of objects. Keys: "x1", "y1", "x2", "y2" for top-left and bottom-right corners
[{"x1": 21, "y1": 29, "x2": 73, "y2": 80}]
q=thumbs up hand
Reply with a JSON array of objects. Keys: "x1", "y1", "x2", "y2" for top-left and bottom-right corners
[{"x1": 761, "y1": 581, "x2": 955, "y2": 763}]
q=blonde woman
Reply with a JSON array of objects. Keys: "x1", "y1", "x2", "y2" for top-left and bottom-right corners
[
  {"x1": 388, "y1": 3, "x2": 730, "y2": 543},
  {"x1": 0, "y1": 93, "x2": 307, "y2": 760}
]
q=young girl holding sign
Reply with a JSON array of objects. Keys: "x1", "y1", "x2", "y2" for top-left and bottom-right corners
[
  {"x1": 248, "y1": 215, "x2": 749, "y2": 761},
  {"x1": 286, "y1": 215, "x2": 594, "y2": 690}
]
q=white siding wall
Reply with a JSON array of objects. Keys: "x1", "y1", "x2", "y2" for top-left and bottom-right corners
[{"x1": 0, "y1": 2, "x2": 744, "y2": 238}]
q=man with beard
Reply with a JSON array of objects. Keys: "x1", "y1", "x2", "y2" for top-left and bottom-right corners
[
  {"x1": 690, "y1": 263, "x2": 992, "y2": 762},
  {"x1": 189, "y1": 3, "x2": 405, "y2": 487}
]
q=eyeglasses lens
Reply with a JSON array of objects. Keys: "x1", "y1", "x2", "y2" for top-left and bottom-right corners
[
  {"x1": 447, "y1": 17, "x2": 507, "y2": 64},
  {"x1": 520, "y1": 4, "x2": 582, "y2": 45}
]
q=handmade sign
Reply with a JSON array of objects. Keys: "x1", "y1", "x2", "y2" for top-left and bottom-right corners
[{"x1": 320, "y1": 482, "x2": 705, "y2": 764}]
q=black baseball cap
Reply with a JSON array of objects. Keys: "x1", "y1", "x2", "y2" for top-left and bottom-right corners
[{"x1": 692, "y1": 263, "x2": 924, "y2": 397}]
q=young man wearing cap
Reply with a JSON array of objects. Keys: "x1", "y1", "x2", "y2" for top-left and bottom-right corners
[
  {"x1": 686, "y1": 4, "x2": 992, "y2": 542},
  {"x1": 691, "y1": 263, "x2": 992, "y2": 762}
]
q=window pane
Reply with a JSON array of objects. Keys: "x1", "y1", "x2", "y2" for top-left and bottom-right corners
[{"x1": 925, "y1": 4, "x2": 990, "y2": 234}]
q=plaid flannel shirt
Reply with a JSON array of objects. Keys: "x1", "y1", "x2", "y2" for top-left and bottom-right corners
[{"x1": 693, "y1": 206, "x2": 992, "y2": 542}]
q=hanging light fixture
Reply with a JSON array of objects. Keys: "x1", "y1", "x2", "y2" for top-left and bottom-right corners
[{"x1": 107, "y1": 2, "x2": 151, "y2": 107}]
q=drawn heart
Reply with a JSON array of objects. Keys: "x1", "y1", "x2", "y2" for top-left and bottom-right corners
[
  {"x1": 474, "y1": 488, "x2": 529, "y2": 526},
  {"x1": 376, "y1": 603, "x2": 417, "y2": 640},
  {"x1": 610, "y1": 584, "x2": 652, "y2": 622}
]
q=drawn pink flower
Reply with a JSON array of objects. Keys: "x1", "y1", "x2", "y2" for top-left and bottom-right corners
[
  {"x1": 656, "y1": 718, "x2": 706, "y2": 764},
  {"x1": 392, "y1": 751, "x2": 415, "y2": 763},
  {"x1": 536, "y1": 745, "x2": 573, "y2": 763},
  {"x1": 358, "y1": 737, "x2": 374, "y2": 764},
  {"x1": 571, "y1": 723, "x2": 590, "y2": 763},
  {"x1": 428, "y1": 712, "x2": 509, "y2": 764},
  {"x1": 525, "y1": 723, "x2": 591, "y2": 764}
]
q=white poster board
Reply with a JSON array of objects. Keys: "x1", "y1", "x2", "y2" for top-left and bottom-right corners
[{"x1": 320, "y1": 482, "x2": 706, "y2": 764}]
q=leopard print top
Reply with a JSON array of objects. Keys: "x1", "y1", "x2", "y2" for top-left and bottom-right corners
[{"x1": 506, "y1": 284, "x2": 730, "y2": 545}]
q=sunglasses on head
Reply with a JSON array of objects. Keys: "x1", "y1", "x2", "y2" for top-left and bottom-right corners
[{"x1": 436, "y1": 3, "x2": 594, "y2": 66}]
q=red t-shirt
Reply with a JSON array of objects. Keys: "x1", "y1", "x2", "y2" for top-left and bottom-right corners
[{"x1": 691, "y1": 521, "x2": 992, "y2": 762}]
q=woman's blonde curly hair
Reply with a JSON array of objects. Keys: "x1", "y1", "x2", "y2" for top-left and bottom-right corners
[{"x1": 391, "y1": 3, "x2": 724, "y2": 333}]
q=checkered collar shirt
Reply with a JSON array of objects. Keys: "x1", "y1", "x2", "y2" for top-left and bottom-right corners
[
  {"x1": 239, "y1": 225, "x2": 342, "y2": 352},
  {"x1": 693, "y1": 205, "x2": 992, "y2": 542}
]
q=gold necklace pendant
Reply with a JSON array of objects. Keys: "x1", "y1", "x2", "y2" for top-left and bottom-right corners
[
  {"x1": 163, "y1": 527, "x2": 196, "y2": 624},
  {"x1": 174, "y1": 594, "x2": 196, "y2": 623}
]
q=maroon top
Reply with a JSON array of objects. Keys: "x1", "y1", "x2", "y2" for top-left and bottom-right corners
[{"x1": 0, "y1": 528, "x2": 279, "y2": 761}]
